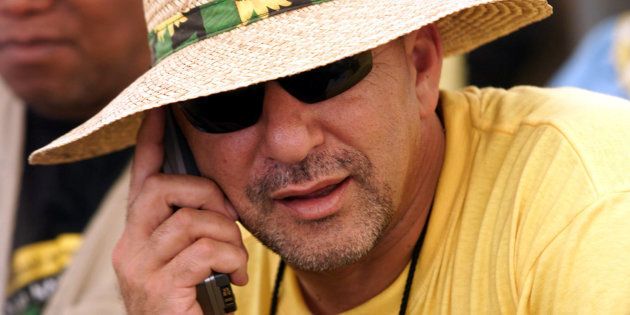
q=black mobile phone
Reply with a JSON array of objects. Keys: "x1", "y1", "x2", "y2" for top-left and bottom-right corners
[{"x1": 162, "y1": 108, "x2": 237, "y2": 315}]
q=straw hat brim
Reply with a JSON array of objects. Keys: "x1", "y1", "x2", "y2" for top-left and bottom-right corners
[{"x1": 30, "y1": 0, "x2": 551, "y2": 164}]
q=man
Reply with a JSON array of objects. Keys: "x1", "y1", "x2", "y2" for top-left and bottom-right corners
[
  {"x1": 0, "y1": 0, "x2": 149, "y2": 314},
  {"x1": 30, "y1": 0, "x2": 630, "y2": 313}
]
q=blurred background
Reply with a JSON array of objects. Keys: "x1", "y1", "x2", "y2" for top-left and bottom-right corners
[{"x1": 440, "y1": 0, "x2": 630, "y2": 90}]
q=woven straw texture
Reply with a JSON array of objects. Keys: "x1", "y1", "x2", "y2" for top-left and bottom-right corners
[{"x1": 30, "y1": 0, "x2": 552, "y2": 164}]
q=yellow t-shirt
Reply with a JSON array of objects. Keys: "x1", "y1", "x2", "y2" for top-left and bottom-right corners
[{"x1": 233, "y1": 86, "x2": 630, "y2": 314}]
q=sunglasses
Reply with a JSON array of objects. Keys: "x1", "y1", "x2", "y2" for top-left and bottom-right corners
[{"x1": 177, "y1": 50, "x2": 373, "y2": 134}]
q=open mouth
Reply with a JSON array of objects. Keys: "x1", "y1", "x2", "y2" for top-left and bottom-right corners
[
  {"x1": 282, "y1": 180, "x2": 345, "y2": 201},
  {"x1": 274, "y1": 177, "x2": 351, "y2": 221}
]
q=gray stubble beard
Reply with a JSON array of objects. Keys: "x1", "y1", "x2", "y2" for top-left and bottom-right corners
[{"x1": 241, "y1": 149, "x2": 395, "y2": 272}]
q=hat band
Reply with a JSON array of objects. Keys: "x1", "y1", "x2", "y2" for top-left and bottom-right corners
[{"x1": 148, "y1": 0, "x2": 331, "y2": 64}]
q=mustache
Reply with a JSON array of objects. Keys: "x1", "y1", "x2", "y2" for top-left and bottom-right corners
[{"x1": 245, "y1": 149, "x2": 373, "y2": 204}]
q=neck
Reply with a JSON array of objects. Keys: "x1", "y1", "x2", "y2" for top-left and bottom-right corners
[{"x1": 292, "y1": 115, "x2": 445, "y2": 314}]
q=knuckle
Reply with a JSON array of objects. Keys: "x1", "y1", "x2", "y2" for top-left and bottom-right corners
[
  {"x1": 196, "y1": 237, "x2": 218, "y2": 255},
  {"x1": 142, "y1": 174, "x2": 163, "y2": 193},
  {"x1": 217, "y1": 220, "x2": 243, "y2": 247},
  {"x1": 206, "y1": 210, "x2": 235, "y2": 230},
  {"x1": 198, "y1": 177, "x2": 220, "y2": 192},
  {"x1": 171, "y1": 208, "x2": 195, "y2": 228},
  {"x1": 112, "y1": 240, "x2": 124, "y2": 264},
  {"x1": 228, "y1": 222, "x2": 243, "y2": 242},
  {"x1": 112, "y1": 247, "x2": 124, "y2": 272},
  {"x1": 116, "y1": 261, "x2": 140, "y2": 291},
  {"x1": 112, "y1": 238, "x2": 131, "y2": 274},
  {"x1": 181, "y1": 256, "x2": 207, "y2": 277}
]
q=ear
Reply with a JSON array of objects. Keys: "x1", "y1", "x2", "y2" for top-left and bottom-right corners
[{"x1": 403, "y1": 25, "x2": 443, "y2": 119}]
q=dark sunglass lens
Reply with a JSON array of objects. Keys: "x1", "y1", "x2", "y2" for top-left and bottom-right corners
[
  {"x1": 178, "y1": 84, "x2": 265, "y2": 133},
  {"x1": 278, "y1": 51, "x2": 372, "y2": 104}
]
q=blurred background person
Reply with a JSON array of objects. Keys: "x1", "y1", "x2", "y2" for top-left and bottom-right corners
[
  {"x1": 465, "y1": 0, "x2": 630, "y2": 90},
  {"x1": 550, "y1": 13, "x2": 630, "y2": 99},
  {"x1": 466, "y1": 0, "x2": 572, "y2": 87},
  {"x1": 0, "y1": 0, "x2": 150, "y2": 314}
]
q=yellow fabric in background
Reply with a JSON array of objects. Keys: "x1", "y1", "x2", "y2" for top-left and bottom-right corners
[
  {"x1": 7, "y1": 234, "x2": 82, "y2": 295},
  {"x1": 233, "y1": 86, "x2": 630, "y2": 314}
]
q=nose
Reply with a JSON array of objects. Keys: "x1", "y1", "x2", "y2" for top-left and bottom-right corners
[
  {"x1": 258, "y1": 81, "x2": 325, "y2": 165},
  {"x1": 0, "y1": 0, "x2": 54, "y2": 16}
]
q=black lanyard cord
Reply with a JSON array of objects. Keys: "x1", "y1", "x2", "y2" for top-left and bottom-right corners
[{"x1": 269, "y1": 207, "x2": 431, "y2": 315}]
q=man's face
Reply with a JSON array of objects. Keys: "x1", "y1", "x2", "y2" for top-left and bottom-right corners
[
  {"x1": 0, "y1": 0, "x2": 149, "y2": 120},
  {"x1": 178, "y1": 37, "x2": 439, "y2": 272}
]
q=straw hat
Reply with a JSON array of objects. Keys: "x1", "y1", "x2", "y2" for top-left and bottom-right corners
[{"x1": 30, "y1": 0, "x2": 552, "y2": 165}]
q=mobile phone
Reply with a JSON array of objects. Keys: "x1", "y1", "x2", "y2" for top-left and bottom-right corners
[{"x1": 162, "y1": 108, "x2": 238, "y2": 315}]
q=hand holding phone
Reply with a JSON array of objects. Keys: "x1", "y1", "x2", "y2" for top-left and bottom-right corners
[
  {"x1": 163, "y1": 108, "x2": 238, "y2": 314},
  {"x1": 113, "y1": 108, "x2": 246, "y2": 315}
]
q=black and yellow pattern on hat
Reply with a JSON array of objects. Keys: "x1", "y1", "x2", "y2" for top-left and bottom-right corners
[{"x1": 149, "y1": 0, "x2": 331, "y2": 64}]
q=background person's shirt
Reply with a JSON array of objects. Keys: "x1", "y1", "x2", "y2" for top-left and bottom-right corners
[
  {"x1": 232, "y1": 86, "x2": 630, "y2": 314},
  {"x1": 4, "y1": 109, "x2": 131, "y2": 315},
  {"x1": 550, "y1": 14, "x2": 630, "y2": 99}
]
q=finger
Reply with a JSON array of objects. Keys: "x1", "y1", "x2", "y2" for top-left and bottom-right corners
[
  {"x1": 162, "y1": 238, "x2": 249, "y2": 288},
  {"x1": 160, "y1": 175, "x2": 237, "y2": 221},
  {"x1": 126, "y1": 174, "x2": 238, "y2": 242},
  {"x1": 113, "y1": 242, "x2": 202, "y2": 315},
  {"x1": 141, "y1": 208, "x2": 244, "y2": 269},
  {"x1": 130, "y1": 108, "x2": 166, "y2": 204}
]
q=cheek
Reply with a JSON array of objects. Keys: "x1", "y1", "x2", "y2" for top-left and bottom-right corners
[
  {"x1": 190, "y1": 135, "x2": 239, "y2": 176},
  {"x1": 186, "y1": 129, "x2": 259, "y2": 199},
  {"x1": 335, "y1": 72, "x2": 419, "y2": 202},
  {"x1": 74, "y1": 1, "x2": 146, "y2": 62},
  {"x1": 332, "y1": 68, "x2": 418, "y2": 155}
]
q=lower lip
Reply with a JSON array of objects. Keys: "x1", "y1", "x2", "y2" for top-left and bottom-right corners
[
  {"x1": 0, "y1": 42, "x2": 73, "y2": 64},
  {"x1": 276, "y1": 178, "x2": 351, "y2": 221}
]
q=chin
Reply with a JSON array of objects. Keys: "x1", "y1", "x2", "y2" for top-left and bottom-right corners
[{"x1": 243, "y1": 205, "x2": 393, "y2": 272}]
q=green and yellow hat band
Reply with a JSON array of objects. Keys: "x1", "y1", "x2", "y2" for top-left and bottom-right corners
[{"x1": 149, "y1": 0, "x2": 330, "y2": 64}]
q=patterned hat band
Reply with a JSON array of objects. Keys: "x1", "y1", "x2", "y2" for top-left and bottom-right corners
[{"x1": 149, "y1": 0, "x2": 330, "y2": 64}]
